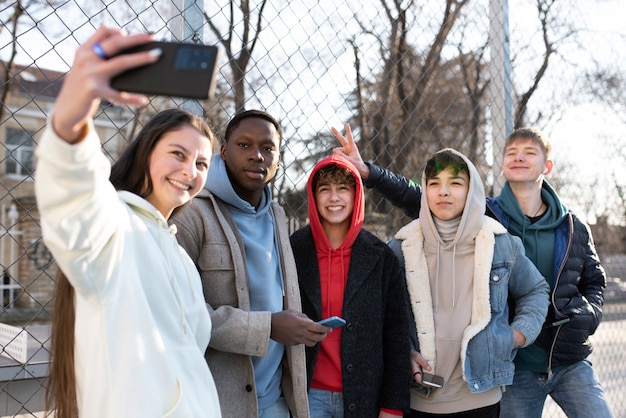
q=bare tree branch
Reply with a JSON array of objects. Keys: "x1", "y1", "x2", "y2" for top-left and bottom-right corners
[
  {"x1": 408, "y1": 0, "x2": 470, "y2": 113},
  {"x1": 204, "y1": 0, "x2": 268, "y2": 111},
  {"x1": 514, "y1": 0, "x2": 557, "y2": 127}
]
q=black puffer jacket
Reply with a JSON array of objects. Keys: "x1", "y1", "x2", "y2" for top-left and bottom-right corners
[{"x1": 487, "y1": 199, "x2": 606, "y2": 368}]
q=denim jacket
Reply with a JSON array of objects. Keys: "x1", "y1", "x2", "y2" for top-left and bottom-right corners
[{"x1": 390, "y1": 216, "x2": 549, "y2": 393}]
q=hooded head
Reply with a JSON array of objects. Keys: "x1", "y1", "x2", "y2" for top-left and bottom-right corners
[
  {"x1": 307, "y1": 155, "x2": 364, "y2": 250},
  {"x1": 419, "y1": 148, "x2": 485, "y2": 246}
]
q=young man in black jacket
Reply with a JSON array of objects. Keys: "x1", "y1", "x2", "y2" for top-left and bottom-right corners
[{"x1": 290, "y1": 155, "x2": 410, "y2": 418}]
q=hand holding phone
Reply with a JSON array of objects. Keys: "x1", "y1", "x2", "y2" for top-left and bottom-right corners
[
  {"x1": 317, "y1": 316, "x2": 346, "y2": 329},
  {"x1": 111, "y1": 41, "x2": 219, "y2": 99},
  {"x1": 421, "y1": 372, "x2": 444, "y2": 388}
]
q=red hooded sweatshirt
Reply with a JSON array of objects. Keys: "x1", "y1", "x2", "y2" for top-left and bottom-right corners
[{"x1": 307, "y1": 155, "x2": 364, "y2": 392}]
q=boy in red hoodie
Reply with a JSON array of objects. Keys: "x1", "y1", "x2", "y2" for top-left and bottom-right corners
[{"x1": 290, "y1": 155, "x2": 410, "y2": 418}]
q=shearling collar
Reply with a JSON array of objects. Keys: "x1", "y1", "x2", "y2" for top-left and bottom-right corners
[{"x1": 396, "y1": 216, "x2": 505, "y2": 376}]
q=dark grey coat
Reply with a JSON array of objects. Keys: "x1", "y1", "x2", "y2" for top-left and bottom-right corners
[{"x1": 290, "y1": 226, "x2": 411, "y2": 417}]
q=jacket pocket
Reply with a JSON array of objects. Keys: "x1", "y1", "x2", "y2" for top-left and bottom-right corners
[
  {"x1": 489, "y1": 264, "x2": 510, "y2": 314},
  {"x1": 162, "y1": 378, "x2": 182, "y2": 417},
  {"x1": 198, "y1": 242, "x2": 238, "y2": 306}
]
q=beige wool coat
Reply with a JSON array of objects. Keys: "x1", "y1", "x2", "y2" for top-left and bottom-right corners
[{"x1": 171, "y1": 190, "x2": 309, "y2": 418}]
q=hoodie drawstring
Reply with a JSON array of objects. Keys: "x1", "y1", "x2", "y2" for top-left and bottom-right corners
[
  {"x1": 323, "y1": 246, "x2": 347, "y2": 318},
  {"x1": 435, "y1": 242, "x2": 440, "y2": 313},
  {"x1": 434, "y1": 241, "x2": 458, "y2": 311},
  {"x1": 163, "y1": 222, "x2": 190, "y2": 335}
]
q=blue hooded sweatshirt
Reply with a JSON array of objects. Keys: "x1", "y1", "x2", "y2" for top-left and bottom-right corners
[{"x1": 205, "y1": 154, "x2": 285, "y2": 409}]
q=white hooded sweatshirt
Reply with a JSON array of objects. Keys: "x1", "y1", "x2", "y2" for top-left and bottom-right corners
[{"x1": 35, "y1": 123, "x2": 221, "y2": 417}]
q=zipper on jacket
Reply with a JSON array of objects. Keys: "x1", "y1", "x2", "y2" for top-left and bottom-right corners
[{"x1": 547, "y1": 214, "x2": 573, "y2": 376}]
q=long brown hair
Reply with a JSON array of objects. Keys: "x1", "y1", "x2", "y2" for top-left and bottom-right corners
[
  {"x1": 45, "y1": 271, "x2": 77, "y2": 417},
  {"x1": 45, "y1": 109, "x2": 214, "y2": 417}
]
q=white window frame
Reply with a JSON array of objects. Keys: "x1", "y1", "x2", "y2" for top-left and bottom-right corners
[{"x1": 4, "y1": 128, "x2": 35, "y2": 179}]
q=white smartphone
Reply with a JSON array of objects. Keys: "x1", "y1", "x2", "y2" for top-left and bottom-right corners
[{"x1": 317, "y1": 316, "x2": 346, "y2": 329}]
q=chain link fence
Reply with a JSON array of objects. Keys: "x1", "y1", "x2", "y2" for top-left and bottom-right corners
[{"x1": 1, "y1": 0, "x2": 625, "y2": 416}]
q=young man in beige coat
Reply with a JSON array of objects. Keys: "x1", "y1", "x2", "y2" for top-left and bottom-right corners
[{"x1": 171, "y1": 110, "x2": 329, "y2": 417}]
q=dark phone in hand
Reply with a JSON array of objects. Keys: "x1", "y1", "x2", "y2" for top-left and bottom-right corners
[
  {"x1": 111, "y1": 41, "x2": 219, "y2": 100},
  {"x1": 421, "y1": 372, "x2": 444, "y2": 388}
]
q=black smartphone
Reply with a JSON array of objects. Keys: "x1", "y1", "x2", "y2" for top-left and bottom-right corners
[
  {"x1": 421, "y1": 372, "x2": 444, "y2": 388},
  {"x1": 317, "y1": 316, "x2": 346, "y2": 329},
  {"x1": 110, "y1": 41, "x2": 219, "y2": 100}
]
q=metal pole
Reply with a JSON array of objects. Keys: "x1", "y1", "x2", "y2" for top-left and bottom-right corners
[
  {"x1": 489, "y1": 0, "x2": 512, "y2": 194},
  {"x1": 171, "y1": 0, "x2": 205, "y2": 116}
]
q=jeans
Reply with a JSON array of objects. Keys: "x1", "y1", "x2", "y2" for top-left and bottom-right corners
[
  {"x1": 500, "y1": 360, "x2": 613, "y2": 418},
  {"x1": 309, "y1": 387, "x2": 344, "y2": 418},
  {"x1": 258, "y1": 396, "x2": 290, "y2": 418}
]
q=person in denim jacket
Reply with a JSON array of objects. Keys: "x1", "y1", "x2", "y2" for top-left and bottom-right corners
[{"x1": 385, "y1": 148, "x2": 549, "y2": 417}]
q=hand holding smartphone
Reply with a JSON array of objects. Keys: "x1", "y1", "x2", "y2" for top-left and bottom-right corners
[
  {"x1": 110, "y1": 41, "x2": 219, "y2": 99},
  {"x1": 317, "y1": 316, "x2": 346, "y2": 329},
  {"x1": 421, "y1": 372, "x2": 444, "y2": 388}
]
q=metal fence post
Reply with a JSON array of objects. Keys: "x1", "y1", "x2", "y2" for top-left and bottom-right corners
[
  {"x1": 489, "y1": 0, "x2": 512, "y2": 194},
  {"x1": 172, "y1": 0, "x2": 206, "y2": 116}
]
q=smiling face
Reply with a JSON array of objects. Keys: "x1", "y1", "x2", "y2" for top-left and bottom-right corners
[
  {"x1": 425, "y1": 166, "x2": 470, "y2": 221},
  {"x1": 145, "y1": 125, "x2": 211, "y2": 219},
  {"x1": 315, "y1": 182, "x2": 355, "y2": 230},
  {"x1": 220, "y1": 117, "x2": 281, "y2": 207},
  {"x1": 502, "y1": 138, "x2": 553, "y2": 185}
]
